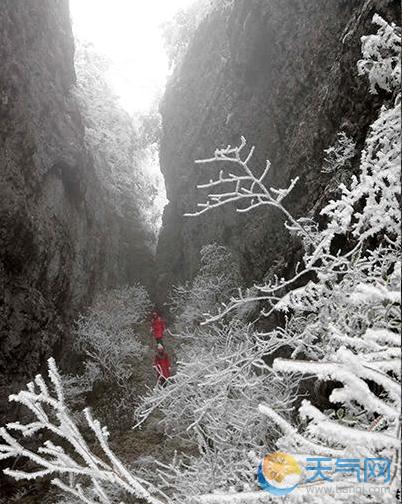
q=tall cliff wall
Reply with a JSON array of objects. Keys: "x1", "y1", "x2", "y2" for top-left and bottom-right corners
[
  {"x1": 0, "y1": 0, "x2": 154, "y2": 413},
  {"x1": 156, "y1": 0, "x2": 399, "y2": 299}
]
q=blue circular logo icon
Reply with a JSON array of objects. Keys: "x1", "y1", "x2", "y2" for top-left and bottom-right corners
[{"x1": 257, "y1": 452, "x2": 301, "y2": 496}]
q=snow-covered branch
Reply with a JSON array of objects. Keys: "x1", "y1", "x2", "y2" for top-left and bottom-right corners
[
  {"x1": 0, "y1": 358, "x2": 165, "y2": 504},
  {"x1": 357, "y1": 14, "x2": 401, "y2": 95},
  {"x1": 185, "y1": 136, "x2": 309, "y2": 239}
]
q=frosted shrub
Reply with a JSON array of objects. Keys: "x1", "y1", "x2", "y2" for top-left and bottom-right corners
[
  {"x1": 74, "y1": 285, "x2": 151, "y2": 389},
  {"x1": 83, "y1": 284, "x2": 152, "y2": 333},
  {"x1": 169, "y1": 243, "x2": 241, "y2": 330},
  {"x1": 137, "y1": 320, "x2": 298, "y2": 502},
  {"x1": 0, "y1": 359, "x2": 164, "y2": 504}
]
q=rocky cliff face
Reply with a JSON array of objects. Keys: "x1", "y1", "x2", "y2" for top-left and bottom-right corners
[
  {"x1": 156, "y1": 0, "x2": 399, "y2": 299},
  {"x1": 0, "y1": 0, "x2": 154, "y2": 414}
]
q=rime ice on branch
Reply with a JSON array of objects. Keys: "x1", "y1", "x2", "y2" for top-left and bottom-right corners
[
  {"x1": 0, "y1": 358, "x2": 165, "y2": 504},
  {"x1": 185, "y1": 136, "x2": 309, "y2": 237}
]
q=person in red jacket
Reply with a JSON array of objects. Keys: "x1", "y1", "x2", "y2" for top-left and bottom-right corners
[
  {"x1": 153, "y1": 343, "x2": 170, "y2": 386},
  {"x1": 151, "y1": 311, "x2": 166, "y2": 341}
]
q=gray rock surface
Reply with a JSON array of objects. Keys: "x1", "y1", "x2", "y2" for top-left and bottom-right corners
[
  {"x1": 0, "y1": 0, "x2": 154, "y2": 416},
  {"x1": 156, "y1": 0, "x2": 399, "y2": 302}
]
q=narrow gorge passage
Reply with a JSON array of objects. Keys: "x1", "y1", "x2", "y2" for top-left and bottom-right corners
[{"x1": 0, "y1": 1, "x2": 400, "y2": 504}]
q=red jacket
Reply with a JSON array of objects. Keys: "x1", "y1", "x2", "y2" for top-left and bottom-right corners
[
  {"x1": 154, "y1": 352, "x2": 170, "y2": 380},
  {"x1": 152, "y1": 316, "x2": 165, "y2": 340}
]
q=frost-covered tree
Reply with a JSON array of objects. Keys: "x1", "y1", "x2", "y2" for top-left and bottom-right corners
[{"x1": 184, "y1": 14, "x2": 401, "y2": 503}]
